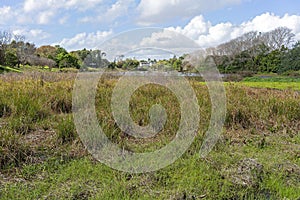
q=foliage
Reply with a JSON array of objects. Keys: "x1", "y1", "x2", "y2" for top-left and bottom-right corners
[
  {"x1": 279, "y1": 41, "x2": 300, "y2": 73},
  {"x1": 115, "y1": 58, "x2": 140, "y2": 69},
  {"x1": 4, "y1": 49, "x2": 18, "y2": 67},
  {"x1": 35, "y1": 45, "x2": 57, "y2": 60},
  {"x1": 1, "y1": 28, "x2": 299, "y2": 75}
]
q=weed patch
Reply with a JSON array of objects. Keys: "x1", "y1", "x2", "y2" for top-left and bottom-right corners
[
  {"x1": 56, "y1": 115, "x2": 77, "y2": 144},
  {"x1": 0, "y1": 130, "x2": 32, "y2": 169}
]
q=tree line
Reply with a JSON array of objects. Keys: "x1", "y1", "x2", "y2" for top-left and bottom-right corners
[
  {"x1": 208, "y1": 27, "x2": 300, "y2": 74},
  {"x1": 1, "y1": 27, "x2": 299, "y2": 74},
  {"x1": 0, "y1": 30, "x2": 106, "y2": 70}
]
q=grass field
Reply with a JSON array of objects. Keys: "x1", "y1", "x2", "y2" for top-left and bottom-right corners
[
  {"x1": 241, "y1": 76, "x2": 300, "y2": 90},
  {"x1": 0, "y1": 72, "x2": 299, "y2": 199}
]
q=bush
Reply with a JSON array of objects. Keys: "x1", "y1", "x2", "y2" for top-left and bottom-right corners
[{"x1": 281, "y1": 70, "x2": 300, "y2": 77}]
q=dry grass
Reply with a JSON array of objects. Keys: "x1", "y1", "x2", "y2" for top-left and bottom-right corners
[{"x1": 0, "y1": 72, "x2": 299, "y2": 199}]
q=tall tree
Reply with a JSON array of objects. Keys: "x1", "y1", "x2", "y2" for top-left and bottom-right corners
[
  {"x1": 35, "y1": 45, "x2": 57, "y2": 60},
  {"x1": 280, "y1": 41, "x2": 300, "y2": 73},
  {"x1": 0, "y1": 31, "x2": 13, "y2": 65}
]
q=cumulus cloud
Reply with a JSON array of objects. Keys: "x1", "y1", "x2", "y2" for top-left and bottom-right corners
[
  {"x1": 37, "y1": 11, "x2": 56, "y2": 25},
  {"x1": 58, "y1": 12, "x2": 300, "y2": 56},
  {"x1": 21, "y1": 0, "x2": 105, "y2": 24},
  {"x1": 12, "y1": 28, "x2": 50, "y2": 42},
  {"x1": 166, "y1": 13, "x2": 300, "y2": 48},
  {"x1": 0, "y1": 6, "x2": 14, "y2": 24},
  {"x1": 240, "y1": 13, "x2": 300, "y2": 40},
  {"x1": 139, "y1": 29, "x2": 200, "y2": 55},
  {"x1": 23, "y1": 0, "x2": 104, "y2": 12},
  {"x1": 79, "y1": 0, "x2": 135, "y2": 23},
  {"x1": 2, "y1": 1, "x2": 128, "y2": 26},
  {"x1": 137, "y1": 0, "x2": 242, "y2": 25},
  {"x1": 57, "y1": 30, "x2": 113, "y2": 51},
  {"x1": 103, "y1": 0, "x2": 134, "y2": 21}
]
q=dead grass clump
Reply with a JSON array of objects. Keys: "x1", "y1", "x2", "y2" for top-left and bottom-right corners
[{"x1": 0, "y1": 130, "x2": 32, "y2": 169}]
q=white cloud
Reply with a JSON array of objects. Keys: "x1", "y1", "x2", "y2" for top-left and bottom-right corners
[
  {"x1": 23, "y1": 0, "x2": 104, "y2": 12},
  {"x1": 167, "y1": 15, "x2": 211, "y2": 40},
  {"x1": 37, "y1": 11, "x2": 56, "y2": 25},
  {"x1": 79, "y1": 0, "x2": 135, "y2": 23},
  {"x1": 78, "y1": 16, "x2": 93, "y2": 23},
  {"x1": 12, "y1": 28, "x2": 50, "y2": 42},
  {"x1": 57, "y1": 30, "x2": 113, "y2": 50},
  {"x1": 166, "y1": 13, "x2": 300, "y2": 48},
  {"x1": 0, "y1": 6, "x2": 14, "y2": 24},
  {"x1": 64, "y1": 0, "x2": 104, "y2": 11},
  {"x1": 140, "y1": 29, "x2": 199, "y2": 48},
  {"x1": 59, "y1": 15, "x2": 69, "y2": 25},
  {"x1": 23, "y1": 0, "x2": 45, "y2": 12},
  {"x1": 138, "y1": 29, "x2": 201, "y2": 56},
  {"x1": 240, "y1": 13, "x2": 300, "y2": 38},
  {"x1": 137, "y1": 0, "x2": 242, "y2": 25},
  {"x1": 102, "y1": 0, "x2": 133, "y2": 22},
  {"x1": 22, "y1": 0, "x2": 105, "y2": 24}
]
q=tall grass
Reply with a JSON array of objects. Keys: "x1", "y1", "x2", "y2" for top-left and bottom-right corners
[
  {"x1": 0, "y1": 72, "x2": 299, "y2": 199},
  {"x1": 0, "y1": 130, "x2": 32, "y2": 169}
]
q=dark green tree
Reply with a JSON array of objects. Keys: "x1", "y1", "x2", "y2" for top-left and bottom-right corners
[
  {"x1": 279, "y1": 41, "x2": 300, "y2": 73},
  {"x1": 4, "y1": 49, "x2": 18, "y2": 67}
]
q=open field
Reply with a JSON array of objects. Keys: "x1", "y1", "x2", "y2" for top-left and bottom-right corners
[
  {"x1": 0, "y1": 72, "x2": 299, "y2": 199},
  {"x1": 240, "y1": 76, "x2": 300, "y2": 90}
]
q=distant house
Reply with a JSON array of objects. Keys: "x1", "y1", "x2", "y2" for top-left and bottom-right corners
[
  {"x1": 139, "y1": 61, "x2": 150, "y2": 67},
  {"x1": 139, "y1": 60, "x2": 156, "y2": 68}
]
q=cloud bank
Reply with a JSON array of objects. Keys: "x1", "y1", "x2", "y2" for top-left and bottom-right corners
[
  {"x1": 167, "y1": 13, "x2": 300, "y2": 48},
  {"x1": 137, "y1": 0, "x2": 242, "y2": 25},
  {"x1": 58, "y1": 13, "x2": 300, "y2": 51}
]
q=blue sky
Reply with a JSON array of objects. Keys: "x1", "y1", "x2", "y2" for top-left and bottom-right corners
[{"x1": 1, "y1": 0, "x2": 300, "y2": 51}]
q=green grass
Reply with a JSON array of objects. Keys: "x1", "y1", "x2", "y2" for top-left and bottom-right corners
[
  {"x1": 238, "y1": 76, "x2": 300, "y2": 90},
  {"x1": 242, "y1": 76, "x2": 300, "y2": 83},
  {"x1": 236, "y1": 82, "x2": 300, "y2": 90},
  {"x1": 0, "y1": 73, "x2": 299, "y2": 199},
  {"x1": 0, "y1": 66, "x2": 22, "y2": 73}
]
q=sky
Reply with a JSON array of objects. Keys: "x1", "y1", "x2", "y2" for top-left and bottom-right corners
[{"x1": 1, "y1": 0, "x2": 300, "y2": 52}]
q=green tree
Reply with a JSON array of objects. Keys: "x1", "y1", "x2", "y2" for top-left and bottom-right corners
[
  {"x1": 173, "y1": 58, "x2": 183, "y2": 72},
  {"x1": 57, "y1": 53, "x2": 80, "y2": 69},
  {"x1": 4, "y1": 49, "x2": 18, "y2": 67},
  {"x1": 259, "y1": 48, "x2": 284, "y2": 73},
  {"x1": 53, "y1": 46, "x2": 80, "y2": 69},
  {"x1": 121, "y1": 59, "x2": 140, "y2": 69},
  {"x1": 279, "y1": 41, "x2": 300, "y2": 73},
  {"x1": 35, "y1": 45, "x2": 57, "y2": 60}
]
